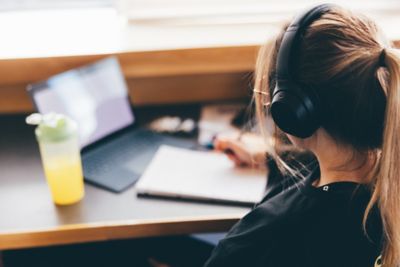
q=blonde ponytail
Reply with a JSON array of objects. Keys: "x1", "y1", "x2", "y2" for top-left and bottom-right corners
[{"x1": 366, "y1": 48, "x2": 400, "y2": 266}]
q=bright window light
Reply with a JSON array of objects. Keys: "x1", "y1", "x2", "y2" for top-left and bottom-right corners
[
  {"x1": 0, "y1": 0, "x2": 112, "y2": 11},
  {"x1": 115, "y1": 0, "x2": 400, "y2": 25}
]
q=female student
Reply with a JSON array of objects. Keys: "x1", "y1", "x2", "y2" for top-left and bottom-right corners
[{"x1": 204, "y1": 4, "x2": 400, "y2": 267}]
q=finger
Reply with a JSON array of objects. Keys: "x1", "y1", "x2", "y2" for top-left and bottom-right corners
[
  {"x1": 213, "y1": 137, "x2": 229, "y2": 151},
  {"x1": 214, "y1": 137, "x2": 254, "y2": 166},
  {"x1": 227, "y1": 153, "x2": 242, "y2": 165},
  {"x1": 214, "y1": 138, "x2": 243, "y2": 153},
  {"x1": 227, "y1": 152, "x2": 250, "y2": 167},
  {"x1": 222, "y1": 140, "x2": 252, "y2": 161}
]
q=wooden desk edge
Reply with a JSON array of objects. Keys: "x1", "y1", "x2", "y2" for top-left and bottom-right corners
[
  {"x1": 0, "y1": 214, "x2": 243, "y2": 250},
  {"x1": 0, "y1": 45, "x2": 260, "y2": 86}
]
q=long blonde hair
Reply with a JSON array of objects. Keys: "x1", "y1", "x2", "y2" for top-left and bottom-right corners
[{"x1": 254, "y1": 6, "x2": 400, "y2": 266}]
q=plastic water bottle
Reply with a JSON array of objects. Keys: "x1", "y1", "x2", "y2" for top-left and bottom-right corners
[{"x1": 26, "y1": 113, "x2": 85, "y2": 205}]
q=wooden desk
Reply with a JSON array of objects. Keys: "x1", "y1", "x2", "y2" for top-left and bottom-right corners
[{"x1": 0, "y1": 107, "x2": 250, "y2": 250}]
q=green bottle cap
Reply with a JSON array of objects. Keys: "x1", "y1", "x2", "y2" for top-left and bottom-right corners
[{"x1": 26, "y1": 113, "x2": 78, "y2": 143}]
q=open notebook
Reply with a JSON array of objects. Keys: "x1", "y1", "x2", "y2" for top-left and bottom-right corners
[{"x1": 135, "y1": 145, "x2": 267, "y2": 206}]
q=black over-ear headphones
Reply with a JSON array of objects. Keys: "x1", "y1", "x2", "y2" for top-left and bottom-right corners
[{"x1": 270, "y1": 4, "x2": 333, "y2": 138}]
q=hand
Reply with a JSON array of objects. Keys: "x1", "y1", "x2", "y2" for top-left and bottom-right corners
[{"x1": 213, "y1": 133, "x2": 268, "y2": 169}]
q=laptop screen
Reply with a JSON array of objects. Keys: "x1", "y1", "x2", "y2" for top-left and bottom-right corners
[{"x1": 28, "y1": 57, "x2": 135, "y2": 148}]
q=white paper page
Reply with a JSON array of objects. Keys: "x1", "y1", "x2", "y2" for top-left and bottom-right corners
[{"x1": 136, "y1": 145, "x2": 267, "y2": 204}]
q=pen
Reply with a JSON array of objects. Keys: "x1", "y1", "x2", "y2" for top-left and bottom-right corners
[{"x1": 204, "y1": 131, "x2": 244, "y2": 155}]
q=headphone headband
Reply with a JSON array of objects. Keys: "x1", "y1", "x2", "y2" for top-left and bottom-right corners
[
  {"x1": 271, "y1": 4, "x2": 334, "y2": 138},
  {"x1": 276, "y1": 4, "x2": 334, "y2": 80}
]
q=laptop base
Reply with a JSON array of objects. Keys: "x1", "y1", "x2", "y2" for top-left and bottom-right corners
[{"x1": 82, "y1": 128, "x2": 196, "y2": 192}]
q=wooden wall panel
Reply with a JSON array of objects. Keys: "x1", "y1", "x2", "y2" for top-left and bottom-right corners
[
  {"x1": 0, "y1": 46, "x2": 259, "y2": 87},
  {"x1": 0, "y1": 72, "x2": 252, "y2": 113},
  {"x1": 0, "y1": 46, "x2": 259, "y2": 113},
  {"x1": 128, "y1": 72, "x2": 252, "y2": 105},
  {"x1": 0, "y1": 85, "x2": 32, "y2": 113}
]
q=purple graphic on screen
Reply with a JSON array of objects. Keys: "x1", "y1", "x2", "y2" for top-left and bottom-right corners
[{"x1": 31, "y1": 57, "x2": 134, "y2": 148}]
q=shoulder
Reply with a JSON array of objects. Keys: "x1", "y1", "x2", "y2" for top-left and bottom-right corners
[
  {"x1": 225, "y1": 151, "x2": 320, "y2": 240},
  {"x1": 204, "y1": 165, "x2": 319, "y2": 267}
]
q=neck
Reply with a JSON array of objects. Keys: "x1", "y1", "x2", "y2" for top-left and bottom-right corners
[{"x1": 313, "y1": 142, "x2": 375, "y2": 187}]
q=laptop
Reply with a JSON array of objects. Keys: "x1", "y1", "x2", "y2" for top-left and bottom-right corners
[{"x1": 27, "y1": 57, "x2": 195, "y2": 192}]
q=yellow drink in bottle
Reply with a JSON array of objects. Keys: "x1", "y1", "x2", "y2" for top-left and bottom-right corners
[
  {"x1": 42, "y1": 156, "x2": 84, "y2": 205},
  {"x1": 27, "y1": 113, "x2": 85, "y2": 205}
]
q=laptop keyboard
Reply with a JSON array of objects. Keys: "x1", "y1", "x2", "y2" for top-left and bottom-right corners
[
  {"x1": 81, "y1": 128, "x2": 195, "y2": 192},
  {"x1": 83, "y1": 130, "x2": 154, "y2": 172}
]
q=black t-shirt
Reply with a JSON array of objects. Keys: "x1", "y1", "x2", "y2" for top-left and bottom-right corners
[{"x1": 204, "y1": 158, "x2": 383, "y2": 267}]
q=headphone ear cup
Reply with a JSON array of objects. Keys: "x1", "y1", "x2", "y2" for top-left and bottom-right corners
[
  {"x1": 271, "y1": 90, "x2": 319, "y2": 138},
  {"x1": 270, "y1": 4, "x2": 332, "y2": 139}
]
